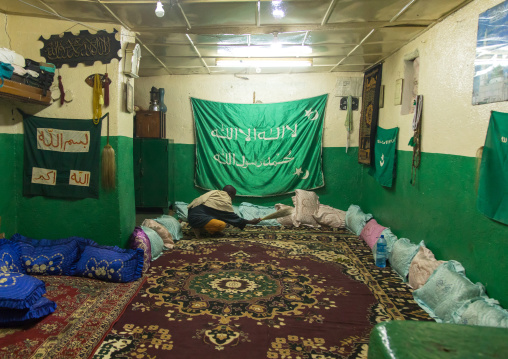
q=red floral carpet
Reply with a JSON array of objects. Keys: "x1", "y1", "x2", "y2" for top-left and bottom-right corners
[
  {"x1": 0, "y1": 275, "x2": 145, "y2": 359},
  {"x1": 91, "y1": 226, "x2": 431, "y2": 359}
]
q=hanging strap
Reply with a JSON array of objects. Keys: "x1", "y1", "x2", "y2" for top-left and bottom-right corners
[
  {"x1": 410, "y1": 95, "x2": 423, "y2": 185},
  {"x1": 345, "y1": 95, "x2": 353, "y2": 153},
  {"x1": 93, "y1": 74, "x2": 103, "y2": 125}
]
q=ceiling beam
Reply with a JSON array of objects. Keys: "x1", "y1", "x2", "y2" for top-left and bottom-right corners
[{"x1": 131, "y1": 21, "x2": 430, "y2": 35}]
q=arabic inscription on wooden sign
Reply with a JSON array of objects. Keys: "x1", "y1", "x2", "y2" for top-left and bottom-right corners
[{"x1": 39, "y1": 29, "x2": 122, "y2": 68}]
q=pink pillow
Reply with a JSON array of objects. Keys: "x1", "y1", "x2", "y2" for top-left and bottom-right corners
[
  {"x1": 408, "y1": 246, "x2": 446, "y2": 289},
  {"x1": 359, "y1": 219, "x2": 386, "y2": 249},
  {"x1": 313, "y1": 204, "x2": 346, "y2": 228}
]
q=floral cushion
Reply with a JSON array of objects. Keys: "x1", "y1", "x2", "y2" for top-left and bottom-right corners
[
  {"x1": 74, "y1": 245, "x2": 144, "y2": 283},
  {"x1": 0, "y1": 297, "x2": 56, "y2": 326},
  {"x1": 174, "y1": 201, "x2": 189, "y2": 221},
  {"x1": 313, "y1": 205, "x2": 346, "y2": 228},
  {"x1": 388, "y1": 238, "x2": 422, "y2": 281},
  {"x1": 140, "y1": 226, "x2": 164, "y2": 261},
  {"x1": 0, "y1": 272, "x2": 46, "y2": 309},
  {"x1": 452, "y1": 297, "x2": 508, "y2": 327},
  {"x1": 359, "y1": 219, "x2": 386, "y2": 249},
  {"x1": 155, "y1": 215, "x2": 184, "y2": 241},
  {"x1": 408, "y1": 246, "x2": 445, "y2": 289},
  {"x1": 239, "y1": 202, "x2": 280, "y2": 226},
  {"x1": 10, "y1": 234, "x2": 80, "y2": 276},
  {"x1": 413, "y1": 260, "x2": 485, "y2": 323},
  {"x1": 0, "y1": 239, "x2": 25, "y2": 273},
  {"x1": 292, "y1": 190, "x2": 320, "y2": 228},
  {"x1": 275, "y1": 203, "x2": 295, "y2": 227},
  {"x1": 345, "y1": 205, "x2": 373, "y2": 235},
  {"x1": 142, "y1": 219, "x2": 174, "y2": 250},
  {"x1": 129, "y1": 227, "x2": 151, "y2": 274}
]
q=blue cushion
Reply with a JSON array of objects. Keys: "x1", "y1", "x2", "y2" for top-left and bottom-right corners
[
  {"x1": 0, "y1": 239, "x2": 25, "y2": 274},
  {"x1": 388, "y1": 238, "x2": 423, "y2": 282},
  {"x1": 75, "y1": 245, "x2": 144, "y2": 283},
  {"x1": 0, "y1": 272, "x2": 46, "y2": 309},
  {"x1": 0, "y1": 297, "x2": 56, "y2": 327},
  {"x1": 140, "y1": 225, "x2": 164, "y2": 261},
  {"x1": 155, "y1": 215, "x2": 184, "y2": 241},
  {"x1": 10, "y1": 234, "x2": 81, "y2": 276},
  {"x1": 345, "y1": 205, "x2": 373, "y2": 235}
]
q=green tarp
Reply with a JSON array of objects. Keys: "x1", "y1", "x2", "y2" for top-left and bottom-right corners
[
  {"x1": 191, "y1": 95, "x2": 327, "y2": 197},
  {"x1": 369, "y1": 127, "x2": 399, "y2": 187},
  {"x1": 23, "y1": 114, "x2": 103, "y2": 199},
  {"x1": 477, "y1": 111, "x2": 508, "y2": 225}
]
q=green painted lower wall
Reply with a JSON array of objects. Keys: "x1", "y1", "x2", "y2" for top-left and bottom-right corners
[
  {"x1": 2, "y1": 134, "x2": 507, "y2": 308},
  {"x1": 358, "y1": 151, "x2": 508, "y2": 308},
  {"x1": 0, "y1": 134, "x2": 21, "y2": 236},
  {"x1": 0, "y1": 134, "x2": 135, "y2": 248},
  {"x1": 173, "y1": 144, "x2": 362, "y2": 209}
]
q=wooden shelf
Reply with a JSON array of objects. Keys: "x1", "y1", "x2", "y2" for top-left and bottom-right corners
[{"x1": 0, "y1": 78, "x2": 51, "y2": 105}]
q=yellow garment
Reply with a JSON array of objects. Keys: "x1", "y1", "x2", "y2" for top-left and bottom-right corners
[
  {"x1": 204, "y1": 219, "x2": 226, "y2": 234},
  {"x1": 187, "y1": 190, "x2": 234, "y2": 212}
]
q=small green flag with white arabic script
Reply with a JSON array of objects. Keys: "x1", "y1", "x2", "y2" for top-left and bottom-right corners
[
  {"x1": 369, "y1": 127, "x2": 399, "y2": 187},
  {"x1": 477, "y1": 111, "x2": 508, "y2": 225},
  {"x1": 23, "y1": 113, "x2": 103, "y2": 199},
  {"x1": 191, "y1": 95, "x2": 327, "y2": 197}
]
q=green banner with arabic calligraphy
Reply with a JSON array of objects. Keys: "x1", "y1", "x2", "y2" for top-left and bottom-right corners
[
  {"x1": 191, "y1": 95, "x2": 327, "y2": 197},
  {"x1": 23, "y1": 114, "x2": 103, "y2": 199}
]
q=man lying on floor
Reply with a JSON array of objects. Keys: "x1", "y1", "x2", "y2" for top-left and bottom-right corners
[{"x1": 187, "y1": 185, "x2": 262, "y2": 238}]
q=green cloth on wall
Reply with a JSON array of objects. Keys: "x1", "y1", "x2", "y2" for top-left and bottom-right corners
[
  {"x1": 477, "y1": 111, "x2": 508, "y2": 225},
  {"x1": 369, "y1": 127, "x2": 399, "y2": 187},
  {"x1": 22, "y1": 113, "x2": 103, "y2": 199},
  {"x1": 191, "y1": 95, "x2": 327, "y2": 197}
]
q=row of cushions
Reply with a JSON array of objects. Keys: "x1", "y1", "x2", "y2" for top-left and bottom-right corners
[
  {"x1": 352, "y1": 205, "x2": 508, "y2": 328},
  {"x1": 1, "y1": 239, "x2": 56, "y2": 326},
  {"x1": 175, "y1": 192, "x2": 346, "y2": 229},
  {"x1": 4, "y1": 235, "x2": 144, "y2": 283},
  {"x1": 277, "y1": 190, "x2": 346, "y2": 228},
  {"x1": 130, "y1": 215, "x2": 184, "y2": 272}
]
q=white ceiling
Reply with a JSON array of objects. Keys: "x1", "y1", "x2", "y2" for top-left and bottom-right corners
[{"x1": 0, "y1": 0, "x2": 474, "y2": 76}]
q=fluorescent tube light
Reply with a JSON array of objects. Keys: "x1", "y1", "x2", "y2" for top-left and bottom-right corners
[
  {"x1": 216, "y1": 58, "x2": 312, "y2": 68},
  {"x1": 217, "y1": 46, "x2": 312, "y2": 57}
]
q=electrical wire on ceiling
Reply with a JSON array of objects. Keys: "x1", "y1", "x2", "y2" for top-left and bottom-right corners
[{"x1": 4, "y1": 13, "x2": 12, "y2": 49}]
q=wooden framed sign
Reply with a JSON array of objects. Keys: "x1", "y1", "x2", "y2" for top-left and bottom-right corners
[{"x1": 39, "y1": 29, "x2": 121, "y2": 68}]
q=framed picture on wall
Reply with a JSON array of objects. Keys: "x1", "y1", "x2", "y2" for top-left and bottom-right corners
[
  {"x1": 472, "y1": 0, "x2": 508, "y2": 105},
  {"x1": 126, "y1": 82, "x2": 134, "y2": 113}
]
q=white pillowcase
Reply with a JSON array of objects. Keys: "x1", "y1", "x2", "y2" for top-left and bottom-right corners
[{"x1": 292, "y1": 189, "x2": 320, "y2": 227}]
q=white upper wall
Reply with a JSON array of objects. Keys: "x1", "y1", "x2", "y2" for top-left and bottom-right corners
[
  {"x1": 379, "y1": 0, "x2": 508, "y2": 157},
  {"x1": 137, "y1": 0, "x2": 508, "y2": 156},
  {"x1": 135, "y1": 72, "x2": 364, "y2": 147},
  {"x1": 0, "y1": 15, "x2": 135, "y2": 137}
]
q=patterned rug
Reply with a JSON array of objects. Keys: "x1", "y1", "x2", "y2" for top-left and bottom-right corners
[
  {"x1": 91, "y1": 226, "x2": 431, "y2": 359},
  {"x1": 0, "y1": 275, "x2": 145, "y2": 359}
]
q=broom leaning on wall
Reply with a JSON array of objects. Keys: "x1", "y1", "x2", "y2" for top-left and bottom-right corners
[{"x1": 102, "y1": 113, "x2": 116, "y2": 190}]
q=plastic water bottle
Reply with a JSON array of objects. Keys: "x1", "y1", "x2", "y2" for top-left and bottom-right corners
[{"x1": 375, "y1": 235, "x2": 387, "y2": 268}]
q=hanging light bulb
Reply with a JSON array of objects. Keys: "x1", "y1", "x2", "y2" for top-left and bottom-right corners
[{"x1": 155, "y1": 1, "x2": 165, "y2": 17}]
